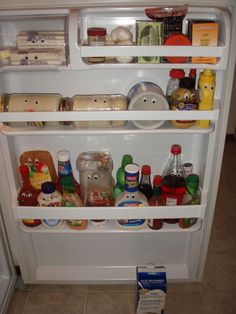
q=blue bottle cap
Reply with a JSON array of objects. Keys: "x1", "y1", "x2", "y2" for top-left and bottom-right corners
[{"x1": 41, "y1": 182, "x2": 56, "y2": 194}]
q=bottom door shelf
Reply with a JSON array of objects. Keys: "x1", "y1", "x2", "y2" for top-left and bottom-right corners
[{"x1": 19, "y1": 219, "x2": 202, "y2": 233}]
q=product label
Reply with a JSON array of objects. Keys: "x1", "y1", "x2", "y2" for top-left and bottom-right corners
[
  {"x1": 58, "y1": 161, "x2": 72, "y2": 176},
  {"x1": 165, "y1": 197, "x2": 177, "y2": 206},
  {"x1": 137, "y1": 266, "x2": 167, "y2": 314}
]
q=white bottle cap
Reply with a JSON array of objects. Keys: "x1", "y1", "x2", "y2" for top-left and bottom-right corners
[{"x1": 57, "y1": 150, "x2": 70, "y2": 162}]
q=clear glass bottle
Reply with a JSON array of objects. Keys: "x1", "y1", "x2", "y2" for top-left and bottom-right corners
[
  {"x1": 113, "y1": 154, "x2": 133, "y2": 199},
  {"x1": 148, "y1": 175, "x2": 164, "y2": 230},
  {"x1": 166, "y1": 68, "x2": 185, "y2": 104},
  {"x1": 162, "y1": 144, "x2": 186, "y2": 224},
  {"x1": 139, "y1": 165, "x2": 153, "y2": 200},
  {"x1": 61, "y1": 176, "x2": 88, "y2": 230},
  {"x1": 179, "y1": 174, "x2": 200, "y2": 229},
  {"x1": 87, "y1": 27, "x2": 107, "y2": 63},
  {"x1": 18, "y1": 165, "x2": 41, "y2": 228},
  {"x1": 115, "y1": 163, "x2": 148, "y2": 230}
]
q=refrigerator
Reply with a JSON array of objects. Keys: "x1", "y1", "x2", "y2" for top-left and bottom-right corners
[
  {"x1": 0, "y1": 206, "x2": 16, "y2": 313},
  {"x1": 0, "y1": 0, "x2": 235, "y2": 286}
]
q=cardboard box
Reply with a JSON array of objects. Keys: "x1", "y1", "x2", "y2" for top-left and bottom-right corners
[
  {"x1": 191, "y1": 22, "x2": 219, "y2": 64},
  {"x1": 136, "y1": 21, "x2": 163, "y2": 64},
  {"x1": 136, "y1": 265, "x2": 167, "y2": 314}
]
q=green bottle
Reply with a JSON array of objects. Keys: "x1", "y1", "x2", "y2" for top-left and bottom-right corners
[
  {"x1": 179, "y1": 174, "x2": 200, "y2": 229},
  {"x1": 113, "y1": 154, "x2": 133, "y2": 199}
]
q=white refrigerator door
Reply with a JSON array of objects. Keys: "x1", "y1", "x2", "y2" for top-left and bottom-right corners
[{"x1": 0, "y1": 207, "x2": 16, "y2": 314}]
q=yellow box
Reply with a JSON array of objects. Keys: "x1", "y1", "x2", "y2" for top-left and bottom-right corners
[{"x1": 191, "y1": 22, "x2": 218, "y2": 64}]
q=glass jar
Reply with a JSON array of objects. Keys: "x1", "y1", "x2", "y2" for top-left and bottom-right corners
[{"x1": 87, "y1": 27, "x2": 107, "y2": 63}]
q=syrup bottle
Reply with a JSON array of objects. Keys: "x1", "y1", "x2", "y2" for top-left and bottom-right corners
[
  {"x1": 17, "y1": 165, "x2": 41, "y2": 227},
  {"x1": 139, "y1": 165, "x2": 153, "y2": 200}
]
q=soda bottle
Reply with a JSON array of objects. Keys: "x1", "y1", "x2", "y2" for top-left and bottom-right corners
[
  {"x1": 17, "y1": 165, "x2": 41, "y2": 227},
  {"x1": 115, "y1": 163, "x2": 148, "y2": 230},
  {"x1": 113, "y1": 154, "x2": 133, "y2": 199},
  {"x1": 179, "y1": 174, "x2": 200, "y2": 229},
  {"x1": 162, "y1": 144, "x2": 186, "y2": 224},
  {"x1": 57, "y1": 150, "x2": 80, "y2": 196},
  {"x1": 148, "y1": 175, "x2": 164, "y2": 230},
  {"x1": 139, "y1": 165, "x2": 153, "y2": 200}
]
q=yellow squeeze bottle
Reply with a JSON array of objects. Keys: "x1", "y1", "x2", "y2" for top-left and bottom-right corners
[{"x1": 197, "y1": 69, "x2": 216, "y2": 128}]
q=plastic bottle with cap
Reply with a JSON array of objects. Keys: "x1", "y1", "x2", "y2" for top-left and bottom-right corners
[
  {"x1": 138, "y1": 164, "x2": 153, "y2": 200},
  {"x1": 113, "y1": 154, "x2": 133, "y2": 199},
  {"x1": 57, "y1": 150, "x2": 80, "y2": 197},
  {"x1": 166, "y1": 69, "x2": 185, "y2": 104},
  {"x1": 196, "y1": 69, "x2": 216, "y2": 128},
  {"x1": 148, "y1": 175, "x2": 164, "y2": 230}
]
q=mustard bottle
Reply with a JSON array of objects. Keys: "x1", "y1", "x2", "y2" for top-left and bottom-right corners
[{"x1": 197, "y1": 69, "x2": 216, "y2": 128}]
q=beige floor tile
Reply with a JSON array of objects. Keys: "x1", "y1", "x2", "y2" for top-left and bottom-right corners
[
  {"x1": 87, "y1": 284, "x2": 136, "y2": 292},
  {"x1": 203, "y1": 292, "x2": 236, "y2": 314},
  {"x1": 168, "y1": 281, "x2": 201, "y2": 293},
  {"x1": 7, "y1": 289, "x2": 28, "y2": 314},
  {"x1": 29, "y1": 283, "x2": 88, "y2": 291},
  {"x1": 85, "y1": 291, "x2": 136, "y2": 314},
  {"x1": 165, "y1": 291, "x2": 205, "y2": 314},
  {"x1": 24, "y1": 290, "x2": 85, "y2": 314}
]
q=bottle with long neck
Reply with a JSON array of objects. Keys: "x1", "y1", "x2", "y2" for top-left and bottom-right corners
[
  {"x1": 113, "y1": 154, "x2": 133, "y2": 199},
  {"x1": 139, "y1": 164, "x2": 153, "y2": 200},
  {"x1": 115, "y1": 163, "x2": 148, "y2": 230},
  {"x1": 148, "y1": 175, "x2": 164, "y2": 230},
  {"x1": 18, "y1": 165, "x2": 41, "y2": 227},
  {"x1": 162, "y1": 144, "x2": 186, "y2": 224}
]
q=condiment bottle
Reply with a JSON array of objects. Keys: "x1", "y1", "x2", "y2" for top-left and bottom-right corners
[
  {"x1": 87, "y1": 27, "x2": 107, "y2": 63},
  {"x1": 196, "y1": 69, "x2": 216, "y2": 128},
  {"x1": 61, "y1": 176, "x2": 88, "y2": 230},
  {"x1": 57, "y1": 150, "x2": 80, "y2": 197},
  {"x1": 170, "y1": 77, "x2": 199, "y2": 128},
  {"x1": 18, "y1": 165, "x2": 41, "y2": 228},
  {"x1": 38, "y1": 182, "x2": 63, "y2": 229},
  {"x1": 162, "y1": 144, "x2": 186, "y2": 224},
  {"x1": 139, "y1": 165, "x2": 153, "y2": 200},
  {"x1": 179, "y1": 174, "x2": 200, "y2": 229},
  {"x1": 115, "y1": 163, "x2": 148, "y2": 230},
  {"x1": 148, "y1": 175, "x2": 164, "y2": 230},
  {"x1": 166, "y1": 68, "x2": 185, "y2": 104},
  {"x1": 113, "y1": 154, "x2": 133, "y2": 199}
]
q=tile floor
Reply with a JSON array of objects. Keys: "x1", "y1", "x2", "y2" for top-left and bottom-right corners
[{"x1": 7, "y1": 139, "x2": 236, "y2": 314}]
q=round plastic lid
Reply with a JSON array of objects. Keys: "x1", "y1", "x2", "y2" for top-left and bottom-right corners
[
  {"x1": 141, "y1": 165, "x2": 151, "y2": 175},
  {"x1": 171, "y1": 144, "x2": 182, "y2": 155},
  {"x1": 170, "y1": 69, "x2": 185, "y2": 79},
  {"x1": 164, "y1": 33, "x2": 191, "y2": 63},
  {"x1": 124, "y1": 163, "x2": 139, "y2": 174},
  {"x1": 58, "y1": 150, "x2": 70, "y2": 162},
  {"x1": 41, "y1": 182, "x2": 56, "y2": 194},
  {"x1": 87, "y1": 27, "x2": 107, "y2": 36}
]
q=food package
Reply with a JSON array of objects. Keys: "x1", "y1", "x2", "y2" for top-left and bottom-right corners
[
  {"x1": 19, "y1": 150, "x2": 57, "y2": 190},
  {"x1": 1, "y1": 93, "x2": 63, "y2": 127},
  {"x1": 10, "y1": 49, "x2": 66, "y2": 66},
  {"x1": 71, "y1": 94, "x2": 128, "y2": 128},
  {"x1": 16, "y1": 31, "x2": 65, "y2": 50}
]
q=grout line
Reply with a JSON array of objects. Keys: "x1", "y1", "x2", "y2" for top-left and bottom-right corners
[
  {"x1": 22, "y1": 288, "x2": 30, "y2": 314},
  {"x1": 82, "y1": 289, "x2": 88, "y2": 314}
]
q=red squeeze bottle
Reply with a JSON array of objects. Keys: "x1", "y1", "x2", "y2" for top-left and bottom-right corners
[{"x1": 148, "y1": 175, "x2": 164, "y2": 230}]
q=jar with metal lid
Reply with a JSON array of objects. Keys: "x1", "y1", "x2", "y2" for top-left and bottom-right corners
[{"x1": 87, "y1": 27, "x2": 107, "y2": 63}]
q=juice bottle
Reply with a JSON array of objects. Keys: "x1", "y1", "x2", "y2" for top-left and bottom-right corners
[
  {"x1": 148, "y1": 175, "x2": 164, "y2": 230},
  {"x1": 115, "y1": 163, "x2": 148, "y2": 230},
  {"x1": 139, "y1": 165, "x2": 153, "y2": 200},
  {"x1": 18, "y1": 165, "x2": 41, "y2": 227}
]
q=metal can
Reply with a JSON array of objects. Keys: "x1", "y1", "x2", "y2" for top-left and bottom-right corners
[{"x1": 127, "y1": 82, "x2": 169, "y2": 129}]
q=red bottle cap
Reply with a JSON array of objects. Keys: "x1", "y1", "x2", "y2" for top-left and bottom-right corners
[
  {"x1": 19, "y1": 164, "x2": 29, "y2": 176},
  {"x1": 164, "y1": 33, "x2": 191, "y2": 63},
  {"x1": 141, "y1": 165, "x2": 151, "y2": 175},
  {"x1": 153, "y1": 175, "x2": 162, "y2": 187},
  {"x1": 189, "y1": 68, "x2": 196, "y2": 78},
  {"x1": 171, "y1": 144, "x2": 182, "y2": 155},
  {"x1": 170, "y1": 69, "x2": 185, "y2": 79},
  {"x1": 87, "y1": 27, "x2": 107, "y2": 36}
]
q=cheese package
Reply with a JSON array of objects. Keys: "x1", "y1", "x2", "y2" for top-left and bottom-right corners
[
  {"x1": 191, "y1": 22, "x2": 219, "y2": 64},
  {"x1": 16, "y1": 31, "x2": 66, "y2": 50},
  {"x1": 10, "y1": 49, "x2": 66, "y2": 66},
  {"x1": 71, "y1": 94, "x2": 128, "y2": 128},
  {"x1": 1, "y1": 93, "x2": 63, "y2": 127}
]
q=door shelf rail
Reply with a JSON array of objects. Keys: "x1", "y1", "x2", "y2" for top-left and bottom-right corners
[{"x1": 18, "y1": 219, "x2": 202, "y2": 234}]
